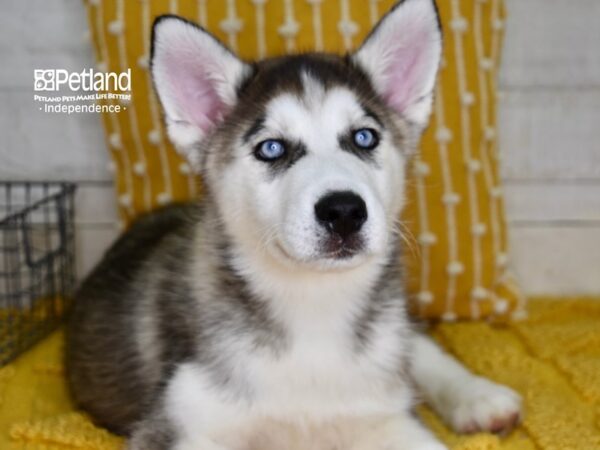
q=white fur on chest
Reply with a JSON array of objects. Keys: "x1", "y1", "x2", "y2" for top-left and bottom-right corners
[
  {"x1": 236, "y1": 246, "x2": 409, "y2": 412},
  {"x1": 166, "y1": 319, "x2": 411, "y2": 447},
  {"x1": 166, "y1": 244, "x2": 412, "y2": 448},
  {"x1": 171, "y1": 250, "x2": 412, "y2": 444},
  {"x1": 249, "y1": 306, "x2": 408, "y2": 419}
]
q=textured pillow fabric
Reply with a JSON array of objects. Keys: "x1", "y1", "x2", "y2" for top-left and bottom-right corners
[{"x1": 84, "y1": 0, "x2": 526, "y2": 321}]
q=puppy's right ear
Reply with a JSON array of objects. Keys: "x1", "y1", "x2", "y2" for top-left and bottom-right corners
[
  {"x1": 352, "y1": 0, "x2": 442, "y2": 129},
  {"x1": 151, "y1": 16, "x2": 252, "y2": 156}
]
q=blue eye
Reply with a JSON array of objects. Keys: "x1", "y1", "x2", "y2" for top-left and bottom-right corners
[
  {"x1": 353, "y1": 128, "x2": 378, "y2": 149},
  {"x1": 255, "y1": 139, "x2": 286, "y2": 161}
]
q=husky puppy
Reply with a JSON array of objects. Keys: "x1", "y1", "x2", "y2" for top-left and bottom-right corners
[{"x1": 66, "y1": 0, "x2": 522, "y2": 448}]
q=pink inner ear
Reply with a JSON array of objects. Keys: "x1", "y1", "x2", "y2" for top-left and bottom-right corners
[
  {"x1": 164, "y1": 50, "x2": 226, "y2": 133},
  {"x1": 377, "y1": 20, "x2": 436, "y2": 116}
]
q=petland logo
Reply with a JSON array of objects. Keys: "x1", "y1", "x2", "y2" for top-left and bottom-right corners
[
  {"x1": 34, "y1": 69, "x2": 131, "y2": 92},
  {"x1": 33, "y1": 68, "x2": 132, "y2": 114}
]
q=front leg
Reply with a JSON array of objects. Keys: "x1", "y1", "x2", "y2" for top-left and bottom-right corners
[{"x1": 410, "y1": 334, "x2": 522, "y2": 434}]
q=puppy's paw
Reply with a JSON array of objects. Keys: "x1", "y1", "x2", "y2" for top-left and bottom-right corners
[{"x1": 447, "y1": 377, "x2": 522, "y2": 435}]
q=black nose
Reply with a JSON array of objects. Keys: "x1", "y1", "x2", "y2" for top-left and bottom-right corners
[{"x1": 314, "y1": 191, "x2": 368, "y2": 239}]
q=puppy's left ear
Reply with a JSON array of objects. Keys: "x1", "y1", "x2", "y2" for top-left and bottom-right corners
[
  {"x1": 151, "y1": 15, "x2": 252, "y2": 159},
  {"x1": 352, "y1": 0, "x2": 442, "y2": 128}
]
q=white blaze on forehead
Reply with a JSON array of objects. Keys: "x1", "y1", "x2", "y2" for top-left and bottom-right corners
[{"x1": 262, "y1": 73, "x2": 369, "y2": 154}]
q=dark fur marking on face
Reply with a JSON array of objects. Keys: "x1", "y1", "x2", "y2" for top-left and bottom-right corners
[
  {"x1": 235, "y1": 53, "x2": 384, "y2": 120},
  {"x1": 363, "y1": 107, "x2": 385, "y2": 129},
  {"x1": 207, "y1": 52, "x2": 411, "y2": 174},
  {"x1": 338, "y1": 131, "x2": 379, "y2": 164},
  {"x1": 243, "y1": 115, "x2": 266, "y2": 143},
  {"x1": 337, "y1": 103, "x2": 383, "y2": 163},
  {"x1": 262, "y1": 139, "x2": 308, "y2": 177}
]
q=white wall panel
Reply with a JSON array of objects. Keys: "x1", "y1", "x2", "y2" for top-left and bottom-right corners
[
  {"x1": 510, "y1": 226, "x2": 600, "y2": 296},
  {"x1": 499, "y1": 90, "x2": 600, "y2": 181},
  {"x1": 501, "y1": 0, "x2": 600, "y2": 88},
  {"x1": 504, "y1": 182, "x2": 600, "y2": 223}
]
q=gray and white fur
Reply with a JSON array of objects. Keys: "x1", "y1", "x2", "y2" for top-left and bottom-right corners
[{"x1": 66, "y1": 1, "x2": 522, "y2": 449}]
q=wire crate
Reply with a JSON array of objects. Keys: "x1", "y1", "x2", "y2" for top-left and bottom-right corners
[{"x1": 0, "y1": 182, "x2": 76, "y2": 366}]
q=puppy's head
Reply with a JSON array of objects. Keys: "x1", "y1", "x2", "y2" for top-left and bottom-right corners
[{"x1": 151, "y1": 0, "x2": 442, "y2": 271}]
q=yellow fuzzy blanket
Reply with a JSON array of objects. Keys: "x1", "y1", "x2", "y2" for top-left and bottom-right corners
[{"x1": 1, "y1": 298, "x2": 599, "y2": 450}]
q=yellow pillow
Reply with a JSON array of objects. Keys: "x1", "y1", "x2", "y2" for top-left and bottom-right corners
[{"x1": 84, "y1": 0, "x2": 525, "y2": 321}]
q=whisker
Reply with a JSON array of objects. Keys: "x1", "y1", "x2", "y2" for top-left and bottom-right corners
[
  {"x1": 390, "y1": 219, "x2": 420, "y2": 259},
  {"x1": 256, "y1": 222, "x2": 285, "y2": 253}
]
